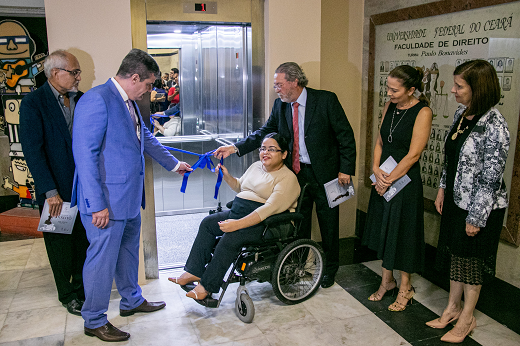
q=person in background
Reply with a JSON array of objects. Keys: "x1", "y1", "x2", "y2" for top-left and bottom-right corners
[
  {"x1": 72, "y1": 49, "x2": 191, "y2": 342},
  {"x1": 152, "y1": 104, "x2": 181, "y2": 136},
  {"x1": 167, "y1": 74, "x2": 180, "y2": 107},
  {"x1": 167, "y1": 68, "x2": 179, "y2": 89},
  {"x1": 363, "y1": 65, "x2": 432, "y2": 312},
  {"x1": 214, "y1": 62, "x2": 356, "y2": 289},
  {"x1": 427, "y1": 60, "x2": 509, "y2": 343},
  {"x1": 150, "y1": 78, "x2": 169, "y2": 113},
  {"x1": 19, "y1": 50, "x2": 90, "y2": 316},
  {"x1": 161, "y1": 72, "x2": 169, "y2": 89}
]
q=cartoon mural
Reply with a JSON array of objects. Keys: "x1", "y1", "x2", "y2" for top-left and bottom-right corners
[
  {"x1": 1, "y1": 94, "x2": 35, "y2": 205},
  {"x1": 0, "y1": 18, "x2": 47, "y2": 206},
  {"x1": 0, "y1": 20, "x2": 45, "y2": 94}
]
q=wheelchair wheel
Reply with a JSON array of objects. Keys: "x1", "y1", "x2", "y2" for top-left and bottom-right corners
[
  {"x1": 271, "y1": 238, "x2": 324, "y2": 305},
  {"x1": 235, "y1": 292, "x2": 255, "y2": 323}
]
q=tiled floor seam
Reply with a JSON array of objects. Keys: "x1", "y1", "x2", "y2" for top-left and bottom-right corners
[{"x1": 335, "y1": 263, "x2": 483, "y2": 346}]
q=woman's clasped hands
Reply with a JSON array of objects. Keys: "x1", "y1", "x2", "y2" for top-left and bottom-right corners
[
  {"x1": 372, "y1": 167, "x2": 392, "y2": 196},
  {"x1": 218, "y1": 219, "x2": 239, "y2": 233}
]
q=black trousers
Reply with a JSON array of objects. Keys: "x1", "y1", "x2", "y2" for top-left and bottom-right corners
[
  {"x1": 184, "y1": 198, "x2": 264, "y2": 293},
  {"x1": 296, "y1": 164, "x2": 340, "y2": 276},
  {"x1": 39, "y1": 205, "x2": 89, "y2": 304}
]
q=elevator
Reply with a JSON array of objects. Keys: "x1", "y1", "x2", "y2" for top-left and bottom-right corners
[
  {"x1": 147, "y1": 22, "x2": 253, "y2": 215},
  {"x1": 135, "y1": 0, "x2": 265, "y2": 277}
]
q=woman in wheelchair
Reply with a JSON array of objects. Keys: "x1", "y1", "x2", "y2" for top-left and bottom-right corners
[{"x1": 169, "y1": 133, "x2": 300, "y2": 304}]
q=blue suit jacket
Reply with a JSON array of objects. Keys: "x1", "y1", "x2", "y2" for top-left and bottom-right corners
[
  {"x1": 71, "y1": 79, "x2": 178, "y2": 220},
  {"x1": 19, "y1": 81, "x2": 83, "y2": 205}
]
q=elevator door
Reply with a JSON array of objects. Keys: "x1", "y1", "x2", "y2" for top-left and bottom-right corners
[{"x1": 147, "y1": 23, "x2": 252, "y2": 215}]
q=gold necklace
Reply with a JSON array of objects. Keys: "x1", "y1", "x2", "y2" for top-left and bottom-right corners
[
  {"x1": 387, "y1": 99, "x2": 414, "y2": 143},
  {"x1": 451, "y1": 116, "x2": 469, "y2": 140}
]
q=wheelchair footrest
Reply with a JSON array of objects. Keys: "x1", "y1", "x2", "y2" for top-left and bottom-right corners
[{"x1": 193, "y1": 295, "x2": 219, "y2": 308}]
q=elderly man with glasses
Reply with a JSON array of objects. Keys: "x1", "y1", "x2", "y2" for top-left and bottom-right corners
[
  {"x1": 215, "y1": 62, "x2": 356, "y2": 289},
  {"x1": 19, "y1": 49, "x2": 89, "y2": 316}
]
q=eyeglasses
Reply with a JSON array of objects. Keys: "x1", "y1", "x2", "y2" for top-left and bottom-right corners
[
  {"x1": 57, "y1": 68, "x2": 82, "y2": 78},
  {"x1": 259, "y1": 147, "x2": 282, "y2": 153},
  {"x1": 273, "y1": 81, "x2": 287, "y2": 90}
]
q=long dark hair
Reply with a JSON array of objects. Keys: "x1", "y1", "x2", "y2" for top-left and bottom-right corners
[
  {"x1": 152, "y1": 79, "x2": 163, "y2": 90},
  {"x1": 263, "y1": 133, "x2": 290, "y2": 166},
  {"x1": 453, "y1": 59, "x2": 500, "y2": 117},
  {"x1": 389, "y1": 65, "x2": 429, "y2": 105}
]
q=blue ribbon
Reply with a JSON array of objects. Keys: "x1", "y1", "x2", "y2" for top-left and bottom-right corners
[{"x1": 163, "y1": 146, "x2": 224, "y2": 199}]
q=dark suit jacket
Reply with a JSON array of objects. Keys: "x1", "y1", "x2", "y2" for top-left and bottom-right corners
[
  {"x1": 19, "y1": 81, "x2": 83, "y2": 205},
  {"x1": 236, "y1": 88, "x2": 356, "y2": 186}
]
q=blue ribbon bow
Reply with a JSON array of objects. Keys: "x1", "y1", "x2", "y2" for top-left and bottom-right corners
[{"x1": 163, "y1": 146, "x2": 224, "y2": 199}]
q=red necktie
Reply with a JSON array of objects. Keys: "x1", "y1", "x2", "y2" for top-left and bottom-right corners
[{"x1": 292, "y1": 102, "x2": 300, "y2": 174}]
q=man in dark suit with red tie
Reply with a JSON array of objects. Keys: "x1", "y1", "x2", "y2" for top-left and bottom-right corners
[{"x1": 215, "y1": 62, "x2": 356, "y2": 288}]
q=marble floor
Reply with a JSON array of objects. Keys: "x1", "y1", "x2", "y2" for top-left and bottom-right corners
[{"x1": 1, "y1": 238, "x2": 519, "y2": 346}]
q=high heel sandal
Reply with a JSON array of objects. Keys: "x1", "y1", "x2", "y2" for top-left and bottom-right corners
[
  {"x1": 368, "y1": 279, "x2": 397, "y2": 301},
  {"x1": 426, "y1": 309, "x2": 462, "y2": 329},
  {"x1": 440, "y1": 316, "x2": 476, "y2": 343},
  {"x1": 388, "y1": 286, "x2": 415, "y2": 312}
]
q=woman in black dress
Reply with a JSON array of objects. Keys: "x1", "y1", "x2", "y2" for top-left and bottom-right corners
[
  {"x1": 427, "y1": 60, "x2": 510, "y2": 343},
  {"x1": 363, "y1": 65, "x2": 432, "y2": 311}
]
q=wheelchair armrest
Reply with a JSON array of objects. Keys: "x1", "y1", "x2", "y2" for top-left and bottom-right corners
[{"x1": 263, "y1": 212, "x2": 303, "y2": 226}]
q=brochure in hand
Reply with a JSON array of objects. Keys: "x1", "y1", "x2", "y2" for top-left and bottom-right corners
[
  {"x1": 324, "y1": 178, "x2": 355, "y2": 208},
  {"x1": 37, "y1": 201, "x2": 78, "y2": 234},
  {"x1": 369, "y1": 156, "x2": 411, "y2": 202}
]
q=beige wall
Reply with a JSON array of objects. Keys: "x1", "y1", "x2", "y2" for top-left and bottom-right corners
[
  {"x1": 321, "y1": 0, "x2": 364, "y2": 238},
  {"x1": 148, "y1": 49, "x2": 179, "y2": 79},
  {"x1": 264, "y1": 0, "x2": 321, "y2": 111},
  {"x1": 44, "y1": 0, "x2": 133, "y2": 90}
]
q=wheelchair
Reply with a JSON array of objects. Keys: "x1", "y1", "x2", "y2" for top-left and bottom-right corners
[{"x1": 182, "y1": 184, "x2": 325, "y2": 323}]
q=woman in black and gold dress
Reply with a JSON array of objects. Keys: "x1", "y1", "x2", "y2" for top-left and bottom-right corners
[{"x1": 363, "y1": 65, "x2": 432, "y2": 312}]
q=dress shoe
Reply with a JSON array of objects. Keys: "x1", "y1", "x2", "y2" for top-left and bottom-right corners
[
  {"x1": 440, "y1": 316, "x2": 476, "y2": 343},
  {"x1": 320, "y1": 274, "x2": 335, "y2": 288},
  {"x1": 62, "y1": 298, "x2": 83, "y2": 316},
  {"x1": 119, "y1": 299, "x2": 166, "y2": 316},
  {"x1": 84, "y1": 322, "x2": 130, "y2": 342},
  {"x1": 426, "y1": 309, "x2": 462, "y2": 329}
]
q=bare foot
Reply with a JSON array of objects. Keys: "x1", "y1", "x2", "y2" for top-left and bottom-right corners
[
  {"x1": 186, "y1": 283, "x2": 208, "y2": 300},
  {"x1": 168, "y1": 272, "x2": 200, "y2": 286}
]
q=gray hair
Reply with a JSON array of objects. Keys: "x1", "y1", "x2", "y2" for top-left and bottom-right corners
[
  {"x1": 44, "y1": 50, "x2": 70, "y2": 78},
  {"x1": 275, "y1": 62, "x2": 308, "y2": 88}
]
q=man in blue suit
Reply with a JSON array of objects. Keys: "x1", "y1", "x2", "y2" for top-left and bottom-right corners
[
  {"x1": 72, "y1": 49, "x2": 191, "y2": 342},
  {"x1": 19, "y1": 50, "x2": 89, "y2": 316}
]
